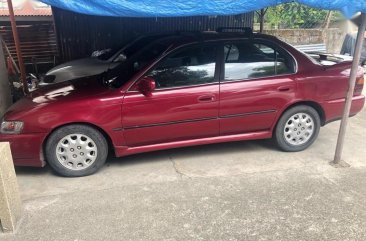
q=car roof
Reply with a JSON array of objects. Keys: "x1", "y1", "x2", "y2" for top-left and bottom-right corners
[{"x1": 140, "y1": 29, "x2": 281, "y2": 49}]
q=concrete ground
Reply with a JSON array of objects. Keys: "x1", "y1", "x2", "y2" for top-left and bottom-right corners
[{"x1": 1, "y1": 107, "x2": 366, "y2": 241}]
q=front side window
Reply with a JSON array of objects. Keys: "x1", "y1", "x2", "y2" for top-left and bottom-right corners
[
  {"x1": 110, "y1": 39, "x2": 174, "y2": 88},
  {"x1": 147, "y1": 44, "x2": 217, "y2": 89},
  {"x1": 224, "y1": 41, "x2": 295, "y2": 81}
]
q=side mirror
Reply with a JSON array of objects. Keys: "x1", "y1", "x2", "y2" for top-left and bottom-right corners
[{"x1": 138, "y1": 76, "x2": 156, "y2": 97}]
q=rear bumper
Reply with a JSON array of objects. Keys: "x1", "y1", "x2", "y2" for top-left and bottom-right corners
[
  {"x1": 322, "y1": 95, "x2": 365, "y2": 123},
  {"x1": 0, "y1": 132, "x2": 47, "y2": 167}
]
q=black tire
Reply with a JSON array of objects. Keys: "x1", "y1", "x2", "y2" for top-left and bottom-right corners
[
  {"x1": 45, "y1": 124, "x2": 108, "y2": 177},
  {"x1": 274, "y1": 105, "x2": 321, "y2": 152}
]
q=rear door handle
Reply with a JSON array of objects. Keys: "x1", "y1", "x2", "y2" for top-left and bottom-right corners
[
  {"x1": 277, "y1": 86, "x2": 291, "y2": 92},
  {"x1": 198, "y1": 95, "x2": 215, "y2": 102}
]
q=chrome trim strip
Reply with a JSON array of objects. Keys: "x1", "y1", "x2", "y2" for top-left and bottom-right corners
[
  {"x1": 220, "y1": 73, "x2": 295, "y2": 84},
  {"x1": 124, "y1": 109, "x2": 276, "y2": 130},
  {"x1": 112, "y1": 127, "x2": 123, "y2": 131},
  {"x1": 127, "y1": 82, "x2": 220, "y2": 93},
  {"x1": 124, "y1": 117, "x2": 217, "y2": 130},
  {"x1": 220, "y1": 109, "x2": 277, "y2": 119}
]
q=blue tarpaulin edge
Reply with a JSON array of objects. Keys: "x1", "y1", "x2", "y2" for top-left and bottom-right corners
[{"x1": 39, "y1": 0, "x2": 366, "y2": 18}]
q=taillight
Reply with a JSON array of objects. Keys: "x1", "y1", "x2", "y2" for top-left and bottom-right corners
[
  {"x1": 355, "y1": 75, "x2": 364, "y2": 95},
  {"x1": 357, "y1": 75, "x2": 364, "y2": 85}
]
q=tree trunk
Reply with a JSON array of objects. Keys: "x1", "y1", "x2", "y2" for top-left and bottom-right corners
[
  {"x1": 259, "y1": 9, "x2": 265, "y2": 33},
  {"x1": 323, "y1": 11, "x2": 333, "y2": 29}
]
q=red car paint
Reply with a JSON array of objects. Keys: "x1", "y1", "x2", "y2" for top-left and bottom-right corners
[{"x1": 0, "y1": 33, "x2": 364, "y2": 167}]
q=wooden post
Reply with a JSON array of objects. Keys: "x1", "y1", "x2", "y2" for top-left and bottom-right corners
[
  {"x1": 332, "y1": 13, "x2": 366, "y2": 166},
  {"x1": 7, "y1": 0, "x2": 28, "y2": 94},
  {"x1": 0, "y1": 34, "x2": 12, "y2": 118}
]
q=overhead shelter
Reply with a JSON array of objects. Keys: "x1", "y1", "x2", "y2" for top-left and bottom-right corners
[
  {"x1": 8, "y1": 0, "x2": 366, "y2": 165},
  {"x1": 39, "y1": 0, "x2": 365, "y2": 18}
]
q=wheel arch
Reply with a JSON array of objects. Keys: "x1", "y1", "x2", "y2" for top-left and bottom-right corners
[
  {"x1": 42, "y1": 122, "x2": 115, "y2": 161},
  {"x1": 275, "y1": 100, "x2": 326, "y2": 129}
]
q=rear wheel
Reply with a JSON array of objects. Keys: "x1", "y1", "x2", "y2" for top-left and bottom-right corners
[
  {"x1": 274, "y1": 105, "x2": 320, "y2": 152},
  {"x1": 45, "y1": 124, "x2": 108, "y2": 177}
]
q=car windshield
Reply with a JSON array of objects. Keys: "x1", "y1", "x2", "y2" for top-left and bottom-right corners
[{"x1": 106, "y1": 38, "x2": 176, "y2": 88}]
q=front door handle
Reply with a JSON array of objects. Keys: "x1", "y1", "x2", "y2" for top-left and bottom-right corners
[
  {"x1": 277, "y1": 86, "x2": 291, "y2": 92},
  {"x1": 198, "y1": 95, "x2": 215, "y2": 102}
]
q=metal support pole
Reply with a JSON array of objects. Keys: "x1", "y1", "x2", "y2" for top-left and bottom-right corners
[
  {"x1": 332, "y1": 12, "x2": 366, "y2": 166},
  {"x1": 6, "y1": 0, "x2": 28, "y2": 94}
]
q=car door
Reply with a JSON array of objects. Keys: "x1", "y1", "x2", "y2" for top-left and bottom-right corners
[
  {"x1": 122, "y1": 43, "x2": 220, "y2": 147},
  {"x1": 219, "y1": 40, "x2": 297, "y2": 135}
]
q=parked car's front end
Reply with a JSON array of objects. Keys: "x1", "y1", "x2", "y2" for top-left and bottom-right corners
[{"x1": 0, "y1": 77, "x2": 124, "y2": 168}]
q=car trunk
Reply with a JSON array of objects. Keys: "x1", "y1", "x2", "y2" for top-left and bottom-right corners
[{"x1": 307, "y1": 52, "x2": 353, "y2": 66}]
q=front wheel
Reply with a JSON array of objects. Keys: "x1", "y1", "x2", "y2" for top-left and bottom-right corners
[
  {"x1": 274, "y1": 105, "x2": 320, "y2": 152},
  {"x1": 45, "y1": 125, "x2": 108, "y2": 177}
]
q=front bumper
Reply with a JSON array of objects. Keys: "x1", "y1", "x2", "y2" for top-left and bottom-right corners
[{"x1": 0, "y1": 132, "x2": 48, "y2": 167}]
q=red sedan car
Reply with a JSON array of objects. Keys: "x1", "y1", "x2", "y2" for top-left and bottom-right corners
[{"x1": 1, "y1": 30, "x2": 365, "y2": 177}]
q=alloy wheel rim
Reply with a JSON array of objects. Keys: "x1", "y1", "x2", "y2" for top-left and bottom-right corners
[
  {"x1": 56, "y1": 134, "x2": 98, "y2": 170},
  {"x1": 283, "y1": 113, "x2": 314, "y2": 146}
]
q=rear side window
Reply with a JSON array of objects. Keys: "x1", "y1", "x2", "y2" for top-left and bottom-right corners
[
  {"x1": 147, "y1": 44, "x2": 217, "y2": 89},
  {"x1": 223, "y1": 41, "x2": 295, "y2": 81}
]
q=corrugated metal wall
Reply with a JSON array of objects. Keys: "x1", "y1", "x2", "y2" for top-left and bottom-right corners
[{"x1": 52, "y1": 7, "x2": 254, "y2": 62}]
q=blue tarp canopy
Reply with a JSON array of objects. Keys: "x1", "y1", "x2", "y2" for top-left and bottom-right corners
[{"x1": 40, "y1": 0, "x2": 366, "y2": 18}]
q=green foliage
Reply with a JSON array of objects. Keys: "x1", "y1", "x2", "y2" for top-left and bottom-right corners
[{"x1": 263, "y1": 3, "x2": 329, "y2": 29}]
